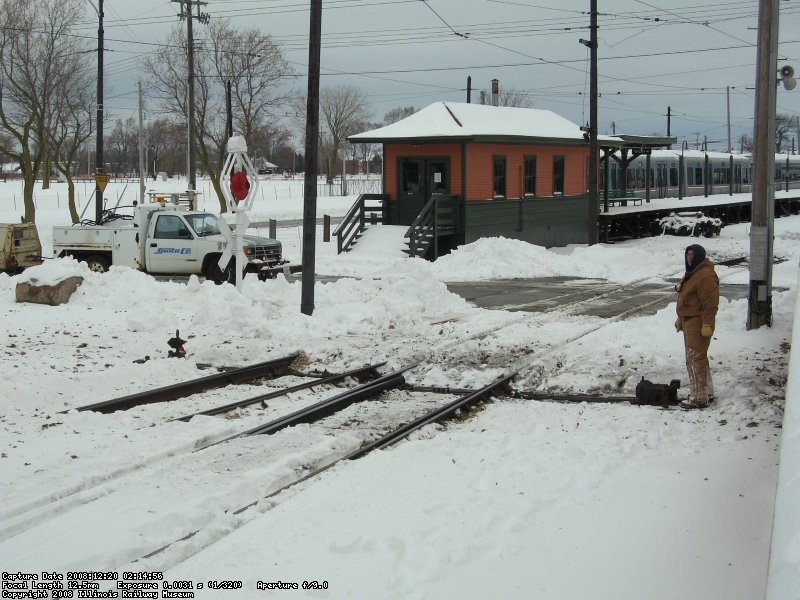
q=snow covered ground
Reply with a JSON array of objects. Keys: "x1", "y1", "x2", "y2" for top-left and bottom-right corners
[{"x1": 0, "y1": 177, "x2": 797, "y2": 599}]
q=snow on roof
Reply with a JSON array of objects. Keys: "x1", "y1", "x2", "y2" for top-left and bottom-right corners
[
  {"x1": 350, "y1": 101, "x2": 621, "y2": 144},
  {"x1": 632, "y1": 149, "x2": 753, "y2": 161}
]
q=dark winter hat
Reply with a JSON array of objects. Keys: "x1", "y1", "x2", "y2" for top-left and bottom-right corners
[{"x1": 685, "y1": 244, "x2": 706, "y2": 272}]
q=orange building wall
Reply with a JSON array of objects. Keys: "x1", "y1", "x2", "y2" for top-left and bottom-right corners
[
  {"x1": 384, "y1": 141, "x2": 588, "y2": 202},
  {"x1": 465, "y1": 144, "x2": 588, "y2": 200}
]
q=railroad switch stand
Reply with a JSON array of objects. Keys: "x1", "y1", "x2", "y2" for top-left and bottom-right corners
[
  {"x1": 168, "y1": 329, "x2": 187, "y2": 358},
  {"x1": 634, "y1": 377, "x2": 680, "y2": 406}
]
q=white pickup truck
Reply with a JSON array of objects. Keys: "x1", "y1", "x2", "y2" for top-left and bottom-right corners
[{"x1": 52, "y1": 203, "x2": 283, "y2": 283}]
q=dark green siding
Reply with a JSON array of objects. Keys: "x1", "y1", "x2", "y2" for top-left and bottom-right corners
[{"x1": 463, "y1": 196, "x2": 594, "y2": 247}]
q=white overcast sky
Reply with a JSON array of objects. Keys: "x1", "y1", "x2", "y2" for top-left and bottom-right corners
[{"x1": 86, "y1": 0, "x2": 800, "y2": 151}]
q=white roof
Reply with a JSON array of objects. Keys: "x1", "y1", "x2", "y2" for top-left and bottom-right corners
[
  {"x1": 350, "y1": 101, "x2": 621, "y2": 144},
  {"x1": 634, "y1": 149, "x2": 752, "y2": 162}
]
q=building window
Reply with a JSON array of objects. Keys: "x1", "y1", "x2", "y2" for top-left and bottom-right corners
[
  {"x1": 493, "y1": 156, "x2": 506, "y2": 197},
  {"x1": 524, "y1": 156, "x2": 536, "y2": 196},
  {"x1": 553, "y1": 156, "x2": 565, "y2": 194}
]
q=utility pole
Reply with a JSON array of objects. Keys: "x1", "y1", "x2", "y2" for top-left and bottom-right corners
[
  {"x1": 664, "y1": 107, "x2": 674, "y2": 149},
  {"x1": 748, "y1": 0, "x2": 779, "y2": 329},
  {"x1": 95, "y1": 0, "x2": 104, "y2": 225},
  {"x1": 667, "y1": 106, "x2": 671, "y2": 137},
  {"x1": 582, "y1": 0, "x2": 599, "y2": 245},
  {"x1": 173, "y1": 0, "x2": 208, "y2": 192},
  {"x1": 138, "y1": 81, "x2": 146, "y2": 204},
  {"x1": 726, "y1": 86, "x2": 732, "y2": 153},
  {"x1": 226, "y1": 80, "x2": 233, "y2": 138},
  {"x1": 301, "y1": 0, "x2": 322, "y2": 316}
]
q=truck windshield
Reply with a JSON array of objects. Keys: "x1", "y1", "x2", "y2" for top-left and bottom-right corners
[{"x1": 185, "y1": 213, "x2": 222, "y2": 237}]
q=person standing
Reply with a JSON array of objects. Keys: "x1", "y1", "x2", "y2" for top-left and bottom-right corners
[{"x1": 674, "y1": 244, "x2": 719, "y2": 409}]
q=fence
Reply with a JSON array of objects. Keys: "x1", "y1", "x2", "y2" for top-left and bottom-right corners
[{"x1": 317, "y1": 178, "x2": 382, "y2": 197}]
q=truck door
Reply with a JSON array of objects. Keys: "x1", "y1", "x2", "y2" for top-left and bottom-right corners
[{"x1": 146, "y1": 214, "x2": 199, "y2": 274}]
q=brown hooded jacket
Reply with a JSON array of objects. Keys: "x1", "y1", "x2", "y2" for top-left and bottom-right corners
[{"x1": 676, "y1": 258, "x2": 719, "y2": 327}]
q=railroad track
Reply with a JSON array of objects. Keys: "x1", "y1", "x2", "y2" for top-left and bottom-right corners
[
  {"x1": 133, "y1": 372, "x2": 517, "y2": 569},
  {"x1": 0, "y1": 357, "x2": 384, "y2": 539},
  {"x1": 0, "y1": 358, "x2": 516, "y2": 574},
  {"x1": 0, "y1": 255, "x2": 764, "y2": 574},
  {"x1": 413, "y1": 255, "x2": 757, "y2": 388}
]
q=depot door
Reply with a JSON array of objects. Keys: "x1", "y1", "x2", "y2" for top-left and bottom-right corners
[{"x1": 397, "y1": 157, "x2": 450, "y2": 225}]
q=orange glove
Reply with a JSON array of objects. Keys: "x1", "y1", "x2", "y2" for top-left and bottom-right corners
[
  {"x1": 674, "y1": 318, "x2": 682, "y2": 332},
  {"x1": 700, "y1": 323, "x2": 713, "y2": 337}
]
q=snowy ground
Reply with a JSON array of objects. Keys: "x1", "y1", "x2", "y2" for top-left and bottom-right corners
[{"x1": 0, "y1": 177, "x2": 797, "y2": 599}]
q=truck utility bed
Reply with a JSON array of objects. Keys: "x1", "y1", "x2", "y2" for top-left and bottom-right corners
[
  {"x1": 52, "y1": 223, "x2": 133, "y2": 247},
  {"x1": 52, "y1": 223, "x2": 141, "y2": 269}
]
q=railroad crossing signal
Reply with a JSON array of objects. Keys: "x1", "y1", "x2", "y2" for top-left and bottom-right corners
[{"x1": 94, "y1": 174, "x2": 111, "y2": 192}]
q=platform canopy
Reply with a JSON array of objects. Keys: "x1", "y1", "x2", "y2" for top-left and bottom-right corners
[{"x1": 608, "y1": 134, "x2": 677, "y2": 152}]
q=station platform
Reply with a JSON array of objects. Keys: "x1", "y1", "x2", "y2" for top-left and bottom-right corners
[{"x1": 598, "y1": 190, "x2": 800, "y2": 242}]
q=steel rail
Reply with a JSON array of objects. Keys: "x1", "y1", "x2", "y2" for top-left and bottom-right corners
[
  {"x1": 196, "y1": 365, "x2": 416, "y2": 450},
  {"x1": 173, "y1": 362, "x2": 386, "y2": 422},
  {"x1": 402, "y1": 383, "x2": 635, "y2": 404},
  {"x1": 244, "y1": 366, "x2": 414, "y2": 436},
  {"x1": 139, "y1": 370, "x2": 512, "y2": 563},
  {"x1": 67, "y1": 352, "x2": 301, "y2": 414},
  {"x1": 347, "y1": 372, "x2": 517, "y2": 460}
]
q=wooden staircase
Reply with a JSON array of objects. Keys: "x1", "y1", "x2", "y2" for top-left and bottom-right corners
[
  {"x1": 405, "y1": 195, "x2": 460, "y2": 260},
  {"x1": 334, "y1": 193, "x2": 460, "y2": 259}
]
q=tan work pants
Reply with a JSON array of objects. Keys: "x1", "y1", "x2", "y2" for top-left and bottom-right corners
[{"x1": 682, "y1": 316, "x2": 714, "y2": 404}]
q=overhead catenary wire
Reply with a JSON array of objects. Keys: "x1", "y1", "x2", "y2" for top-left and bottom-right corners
[{"x1": 7, "y1": 0, "x2": 792, "y2": 143}]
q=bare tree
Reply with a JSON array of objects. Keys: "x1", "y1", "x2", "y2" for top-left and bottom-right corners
[
  {"x1": 139, "y1": 119, "x2": 181, "y2": 179},
  {"x1": 739, "y1": 134, "x2": 753, "y2": 154},
  {"x1": 107, "y1": 118, "x2": 138, "y2": 176},
  {"x1": 0, "y1": 0, "x2": 91, "y2": 222},
  {"x1": 251, "y1": 124, "x2": 293, "y2": 164},
  {"x1": 345, "y1": 120, "x2": 381, "y2": 176},
  {"x1": 313, "y1": 85, "x2": 372, "y2": 183},
  {"x1": 48, "y1": 65, "x2": 95, "y2": 223},
  {"x1": 479, "y1": 87, "x2": 533, "y2": 108},
  {"x1": 776, "y1": 113, "x2": 794, "y2": 153},
  {"x1": 383, "y1": 106, "x2": 416, "y2": 125},
  {"x1": 789, "y1": 116, "x2": 800, "y2": 154},
  {"x1": 143, "y1": 18, "x2": 296, "y2": 211}
]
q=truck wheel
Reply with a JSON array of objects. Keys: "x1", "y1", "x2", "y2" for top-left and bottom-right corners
[
  {"x1": 204, "y1": 259, "x2": 235, "y2": 285},
  {"x1": 84, "y1": 255, "x2": 110, "y2": 273}
]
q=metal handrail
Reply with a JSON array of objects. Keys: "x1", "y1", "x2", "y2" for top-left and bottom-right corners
[
  {"x1": 333, "y1": 193, "x2": 388, "y2": 254},
  {"x1": 405, "y1": 195, "x2": 458, "y2": 259}
]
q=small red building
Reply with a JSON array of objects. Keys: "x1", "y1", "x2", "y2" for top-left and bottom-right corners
[{"x1": 350, "y1": 102, "x2": 613, "y2": 256}]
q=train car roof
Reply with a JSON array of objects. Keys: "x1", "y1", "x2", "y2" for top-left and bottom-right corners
[{"x1": 626, "y1": 148, "x2": 753, "y2": 161}]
